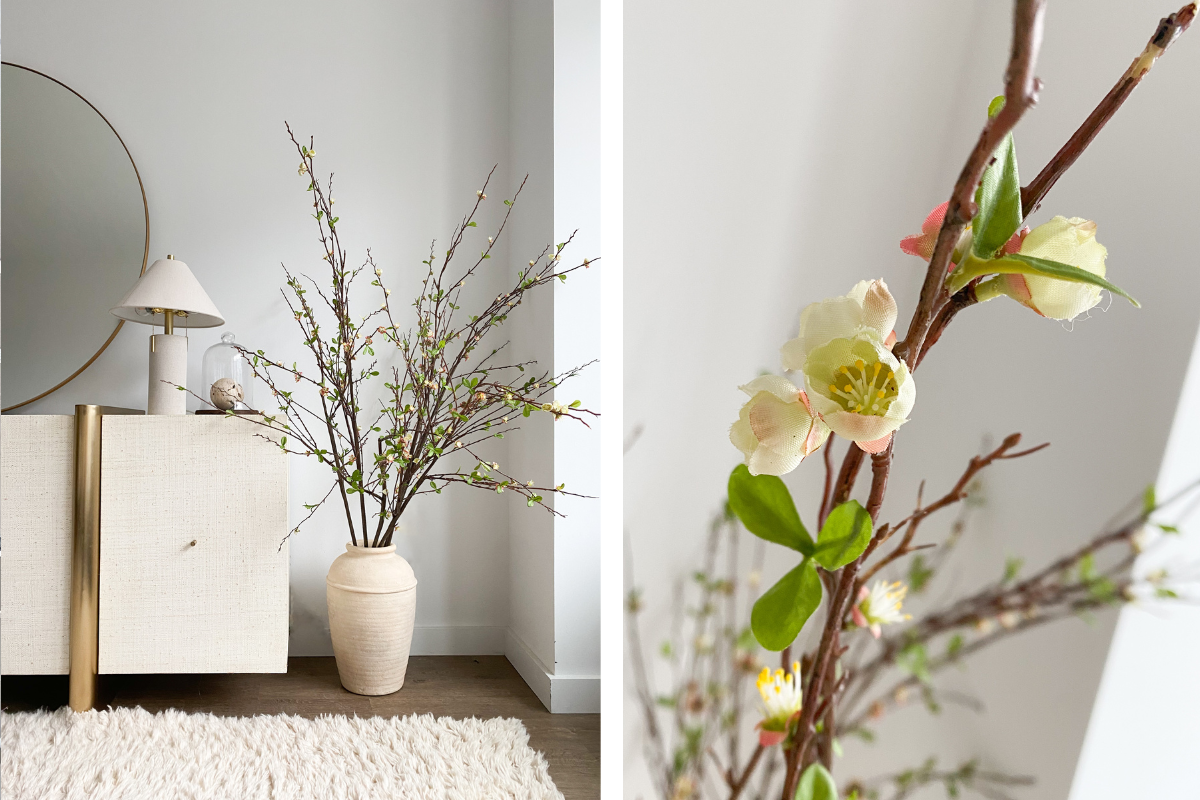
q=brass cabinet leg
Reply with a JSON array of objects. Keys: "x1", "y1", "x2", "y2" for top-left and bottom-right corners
[
  {"x1": 67, "y1": 405, "x2": 141, "y2": 711},
  {"x1": 69, "y1": 406, "x2": 103, "y2": 711}
]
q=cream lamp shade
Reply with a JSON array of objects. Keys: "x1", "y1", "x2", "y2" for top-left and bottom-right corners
[
  {"x1": 111, "y1": 256, "x2": 224, "y2": 328},
  {"x1": 110, "y1": 255, "x2": 224, "y2": 415}
]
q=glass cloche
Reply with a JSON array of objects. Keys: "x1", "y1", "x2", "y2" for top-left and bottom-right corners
[{"x1": 202, "y1": 332, "x2": 256, "y2": 412}]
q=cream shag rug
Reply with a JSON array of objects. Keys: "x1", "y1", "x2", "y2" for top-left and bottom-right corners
[{"x1": 1, "y1": 707, "x2": 564, "y2": 800}]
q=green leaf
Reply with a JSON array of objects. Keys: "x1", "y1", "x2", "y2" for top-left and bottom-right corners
[
  {"x1": 1158, "y1": 523, "x2": 1180, "y2": 534},
  {"x1": 897, "y1": 642, "x2": 931, "y2": 684},
  {"x1": 735, "y1": 627, "x2": 757, "y2": 652},
  {"x1": 1003, "y1": 556, "x2": 1023, "y2": 583},
  {"x1": 950, "y1": 252, "x2": 1139, "y2": 307},
  {"x1": 795, "y1": 763, "x2": 838, "y2": 800},
  {"x1": 751, "y1": 559, "x2": 822, "y2": 650},
  {"x1": 1087, "y1": 577, "x2": 1118, "y2": 604},
  {"x1": 850, "y1": 727, "x2": 875, "y2": 743},
  {"x1": 972, "y1": 97, "x2": 1022, "y2": 258},
  {"x1": 812, "y1": 500, "x2": 872, "y2": 571},
  {"x1": 947, "y1": 633, "x2": 964, "y2": 659},
  {"x1": 1143, "y1": 484, "x2": 1157, "y2": 515},
  {"x1": 727, "y1": 465, "x2": 813, "y2": 555},
  {"x1": 1079, "y1": 552, "x2": 1096, "y2": 582},
  {"x1": 908, "y1": 554, "x2": 933, "y2": 593},
  {"x1": 922, "y1": 685, "x2": 942, "y2": 715}
]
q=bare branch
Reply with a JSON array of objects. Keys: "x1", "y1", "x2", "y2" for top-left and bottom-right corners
[
  {"x1": 896, "y1": 0, "x2": 1047, "y2": 368},
  {"x1": 1021, "y1": 3, "x2": 1197, "y2": 216}
]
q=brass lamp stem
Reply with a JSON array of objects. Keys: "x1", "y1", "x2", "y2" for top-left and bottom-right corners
[{"x1": 163, "y1": 309, "x2": 175, "y2": 336}]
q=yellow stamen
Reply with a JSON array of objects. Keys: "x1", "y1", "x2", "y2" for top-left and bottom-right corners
[{"x1": 826, "y1": 358, "x2": 900, "y2": 417}]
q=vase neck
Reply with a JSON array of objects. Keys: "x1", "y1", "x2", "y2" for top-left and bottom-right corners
[{"x1": 345, "y1": 543, "x2": 396, "y2": 555}]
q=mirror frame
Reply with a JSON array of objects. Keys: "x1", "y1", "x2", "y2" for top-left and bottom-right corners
[{"x1": 1, "y1": 62, "x2": 150, "y2": 412}]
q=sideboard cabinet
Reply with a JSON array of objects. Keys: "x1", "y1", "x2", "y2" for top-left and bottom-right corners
[{"x1": 2, "y1": 412, "x2": 289, "y2": 690}]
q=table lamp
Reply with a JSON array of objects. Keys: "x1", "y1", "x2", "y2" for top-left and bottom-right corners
[{"x1": 110, "y1": 255, "x2": 224, "y2": 414}]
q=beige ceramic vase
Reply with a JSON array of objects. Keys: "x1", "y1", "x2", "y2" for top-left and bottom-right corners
[{"x1": 326, "y1": 544, "x2": 418, "y2": 695}]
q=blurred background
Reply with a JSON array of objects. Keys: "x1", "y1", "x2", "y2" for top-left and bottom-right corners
[{"x1": 623, "y1": 1, "x2": 1200, "y2": 798}]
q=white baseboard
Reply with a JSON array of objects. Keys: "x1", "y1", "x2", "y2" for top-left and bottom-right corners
[
  {"x1": 504, "y1": 629, "x2": 600, "y2": 714},
  {"x1": 290, "y1": 625, "x2": 599, "y2": 712},
  {"x1": 550, "y1": 673, "x2": 601, "y2": 713},
  {"x1": 504, "y1": 628, "x2": 553, "y2": 709}
]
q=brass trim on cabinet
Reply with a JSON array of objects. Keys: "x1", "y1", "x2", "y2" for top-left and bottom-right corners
[{"x1": 68, "y1": 405, "x2": 143, "y2": 711}]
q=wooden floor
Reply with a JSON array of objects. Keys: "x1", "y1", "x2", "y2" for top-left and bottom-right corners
[{"x1": 1, "y1": 656, "x2": 600, "y2": 799}]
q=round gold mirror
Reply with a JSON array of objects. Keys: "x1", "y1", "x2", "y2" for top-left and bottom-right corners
[{"x1": 1, "y1": 62, "x2": 149, "y2": 412}]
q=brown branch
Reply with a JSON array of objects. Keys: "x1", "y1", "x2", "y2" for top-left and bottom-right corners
[
  {"x1": 912, "y1": 283, "x2": 980, "y2": 371},
  {"x1": 895, "y1": 0, "x2": 1046, "y2": 368},
  {"x1": 841, "y1": 474, "x2": 1200, "y2": 732},
  {"x1": 819, "y1": 434, "x2": 837, "y2": 528},
  {"x1": 866, "y1": 442, "x2": 894, "y2": 521},
  {"x1": 728, "y1": 745, "x2": 765, "y2": 800},
  {"x1": 832, "y1": 442, "x2": 866, "y2": 506},
  {"x1": 1021, "y1": 3, "x2": 1196, "y2": 217},
  {"x1": 782, "y1": 443, "x2": 891, "y2": 798},
  {"x1": 858, "y1": 433, "x2": 1047, "y2": 587}
]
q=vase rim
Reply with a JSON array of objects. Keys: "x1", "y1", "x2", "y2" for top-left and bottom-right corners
[{"x1": 345, "y1": 543, "x2": 397, "y2": 554}]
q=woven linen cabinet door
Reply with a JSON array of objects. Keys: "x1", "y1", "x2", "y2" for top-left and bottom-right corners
[
  {"x1": 98, "y1": 416, "x2": 288, "y2": 673},
  {"x1": 0, "y1": 416, "x2": 74, "y2": 674}
]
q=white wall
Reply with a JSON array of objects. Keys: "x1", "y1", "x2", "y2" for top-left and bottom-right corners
[
  {"x1": 1069, "y1": 318, "x2": 1200, "y2": 797},
  {"x1": 507, "y1": 0, "x2": 560, "y2": 693},
  {"x1": 3, "y1": 0, "x2": 600, "y2": 693},
  {"x1": 624, "y1": 0, "x2": 1200, "y2": 796},
  {"x1": 503, "y1": 0, "x2": 604, "y2": 714},
  {"x1": 551, "y1": 0, "x2": 603, "y2": 711}
]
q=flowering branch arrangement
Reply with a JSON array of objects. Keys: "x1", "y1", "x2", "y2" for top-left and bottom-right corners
[
  {"x1": 637, "y1": 3, "x2": 1197, "y2": 798},
  {"x1": 216, "y1": 125, "x2": 597, "y2": 548},
  {"x1": 626, "y1": 474, "x2": 1197, "y2": 800}
]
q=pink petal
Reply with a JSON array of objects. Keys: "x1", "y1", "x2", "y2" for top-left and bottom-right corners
[
  {"x1": 899, "y1": 234, "x2": 927, "y2": 258},
  {"x1": 851, "y1": 605, "x2": 868, "y2": 629},
  {"x1": 1003, "y1": 274, "x2": 1044, "y2": 315},
  {"x1": 870, "y1": 624, "x2": 882, "y2": 639},
  {"x1": 856, "y1": 433, "x2": 893, "y2": 455},
  {"x1": 797, "y1": 391, "x2": 815, "y2": 415},
  {"x1": 1002, "y1": 227, "x2": 1030, "y2": 255},
  {"x1": 922, "y1": 201, "x2": 949, "y2": 235},
  {"x1": 900, "y1": 203, "x2": 950, "y2": 262},
  {"x1": 758, "y1": 728, "x2": 786, "y2": 747},
  {"x1": 803, "y1": 420, "x2": 825, "y2": 456},
  {"x1": 884, "y1": 330, "x2": 897, "y2": 349}
]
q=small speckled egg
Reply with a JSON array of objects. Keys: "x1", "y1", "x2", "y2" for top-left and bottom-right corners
[{"x1": 210, "y1": 378, "x2": 244, "y2": 410}]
